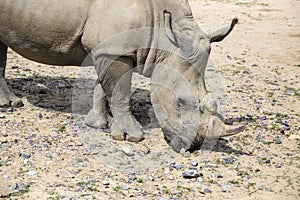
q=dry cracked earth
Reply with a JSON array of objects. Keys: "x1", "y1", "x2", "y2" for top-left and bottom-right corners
[{"x1": 0, "y1": 0, "x2": 299, "y2": 199}]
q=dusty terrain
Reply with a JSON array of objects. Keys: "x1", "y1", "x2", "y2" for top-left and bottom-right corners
[{"x1": 0, "y1": 0, "x2": 299, "y2": 199}]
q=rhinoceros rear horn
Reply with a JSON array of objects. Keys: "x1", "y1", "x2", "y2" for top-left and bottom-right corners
[{"x1": 208, "y1": 18, "x2": 238, "y2": 43}]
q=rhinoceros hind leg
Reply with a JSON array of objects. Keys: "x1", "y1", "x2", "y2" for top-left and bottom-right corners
[
  {"x1": 0, "y1": 42, "x2": 23, "y2": 108},
  {"x1": 85, "y1": 83, "x2": 108, "y2": 129}
]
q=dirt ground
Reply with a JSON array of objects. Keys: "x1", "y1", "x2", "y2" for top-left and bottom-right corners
[{"x1": 0, "y1": 0, "x2": 299, "y2": 199}]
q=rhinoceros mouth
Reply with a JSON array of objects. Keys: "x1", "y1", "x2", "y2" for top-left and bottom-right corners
[{"x1": 162, "y1": 115, "x2": 246, "y2": 153}]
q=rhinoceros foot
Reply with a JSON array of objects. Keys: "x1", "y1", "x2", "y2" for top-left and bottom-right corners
[
  {"x1": 85, "y1": 108, "x2": 108, "y2": 129},
  {"x1": 0, "y1": 79, "x2": 24, "y2": 108},
  {"x1": 111, "y1": 118, "x2": 144, "y2": 142}
]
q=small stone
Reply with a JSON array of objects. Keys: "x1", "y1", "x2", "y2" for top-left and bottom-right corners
[
  {"x1": 76, "y1": 142, "x2": 83, "y2": 146},
  {"x1": 1, "y1": 138, "x2": 8, "y2": 143},
  {"x1": 274, "y1": 138, "x2": 282, "y2": 144},
  {"x1": 144, "y1": 149, "x2": 151, "y2": 155},
  {"x1": 7, "y1": 108, "x2": 14, "y2": 112},
  {"x1": 121, "y1": 185, "x2": 130, "y2": 190},
  {"x1": 36, "y1": 83, "x2": 49, "y2": 94},
  {"x1": 102, "y1": 180, "x2": 110, "y2": 186},
  {"x1": 23, "y1": 159, "x2": 29, "y2": 165},
  {"x1": 197, "y1": 177, "x2": 203, "y2": 183},
  {"x1": 173, "y1": 164, "x2": 184, "y2": 170},
  {"x1": 237, "y1": 171, "x2": 243, "y2": 176},
  {"x1": 222, "y1": 157, "x2": 235, "y2": 164},
  {"x1": 46, "y1": 153, "x2": 52, "y2": 158},
  {"x1": 13, "y1": 182, "x2": 27, "y2": 190},
  {"x1": 0, "y1": 115, "x2": 5, "y2": 119},
  {"x1": 216, "y1": 174, "x2": 223, "y2": 178},
  {"x1": 2, "y1": 133, "x2": 8, "y2": 137},
  {"x1": 3, "y1": 175, "x2": 10, "y2": 179},
  {"x1": 182, "y1": 170, "x2": 203, "y2": 179},
  {"x1": 275, "y1": 164, "x2": 282, "y2": 168},
  {"x1": 204, "y1": 188, "x2": 212, "y2": 193},
  {"x1": 122, "y1": 147, "x2": 135, "y2": 156},
  {"x1": 11, "y1": 66, "x2": 19, "y2": 69},
  {"x1": 189, "y1": 161, "x2": 198, "y2": 167},
  {"x1": 27, "y1": 171, "x2": 37, "y2": 176},
  {"x1": 168, "y1": 176, "x2": 174, "y2": 180},
  {"x1": 180, "y1": 148, "x2": 191, "y2": 157},
  {"x1": 38, "y1": 113, "x2": 43, "y2": 119},
  {"x1": 147, "y1": 176, "x2": 154, "y2": 181}
]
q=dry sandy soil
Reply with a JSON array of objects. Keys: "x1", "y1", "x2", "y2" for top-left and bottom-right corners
[{"x1": 0, "y1": 0, "x2": 299, "y2": 199}]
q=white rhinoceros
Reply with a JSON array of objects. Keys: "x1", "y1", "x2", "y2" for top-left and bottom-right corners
[{"x1": 0, "y1": 0, "x2": 245, "y2": 152}]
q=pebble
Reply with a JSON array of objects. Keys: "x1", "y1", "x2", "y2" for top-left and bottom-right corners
[
  {"x1": 1, "y1": 138, "x2": 8, "y2": 143},
  {"x1": 204, "y1": 188, "x2": 212, "y2": 193},
  {"x1": 121, "y1": 185, "x2": 130, "y2": 190},
  {"x1": 7, "y1": 108, "x2": 14, "y2": 112},
  {"x1": 0, "y1": 115, "x2": 5, "y2": 119},
  {"x1": 274, "y1": 138, "x2": 282, "y2": 144},
  {"x1": 121, "y1": 147, "x2": 135, "y2": 156},
  {"x1": 102, "y1": 180, "x2": 110, "y2": 186},
  {"x1": 36, "y1": 83, "x2": 49, "y2": 94},
  {"x1": 12, "y1": 182, "x2": 27, "y2": 190},
  {"x1": 24, "y1": 159, "x2": 29, "y2": 165},
  {"x1": 2, "y1": 133, "x2": 8, "y2": 137},
  {"x1": 222, "y1": 157, "x2": 235, "y2": 164},
  {"x1": 27, "y1": 171, "x2": 37, "y2": 176},
  {"x1": 189, "y1": 161, "x2": 198, "y2": 167},
  {"x1": 182, "y1": 170, "x2": 203, "y2": 179},
  {"x1": 3, "y1": 175, "x2": 10, "y2": 179},
  {"x1": 172, "y1": 164, "x2": 184, "y2": 170},
  {"x1": 147, "y1": 176, "x2": 154, "y2": 181}
]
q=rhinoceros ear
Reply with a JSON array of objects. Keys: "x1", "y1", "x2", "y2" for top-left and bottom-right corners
[
  {"x1": 208, "y1": 18, "x2": 238, "y2": 43},
  {"x1": 163, "y1": 10, "x2": 179, "y2": 46}
]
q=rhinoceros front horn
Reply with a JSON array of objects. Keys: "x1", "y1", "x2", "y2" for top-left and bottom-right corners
[{"x1": 222, "y1": 123, "x2": 246, "y2": 137}]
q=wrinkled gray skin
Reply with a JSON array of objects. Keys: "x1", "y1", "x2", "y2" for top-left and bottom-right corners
[{"x1": 0, "y1": 0, "x2": 245, "y2": 152}]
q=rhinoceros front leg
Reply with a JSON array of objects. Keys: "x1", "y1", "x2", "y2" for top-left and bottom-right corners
[
  {"x1": 0, "y1": 41, "x2": 23, "y2": 108},
  {"x1": 97, "y1": 56, "x2": 144, "y2": 142},
  {"x1": 85, "y1": 83, "x2": 108, "y2": 128}
]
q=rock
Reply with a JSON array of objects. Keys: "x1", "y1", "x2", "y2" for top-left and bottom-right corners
[
  {"x1": 189, "y1": 161, "x2": 198, "y2": 167},
  {"x1": 12, "y1": 182, "x2": 27, "y2": 190},
  {"x1": 36, "y1": 83, "x2": 49, "y2": 94},
  {"x1": 171, "y1": 164, "x2": 184, "y2": 170},
  {"x1": 0, "y1": 115, "x2": 5, "y2": 119},
  {"x1": 121, "y1": 147, "x2": 135, "y2": 156},
  {"x1": 2, "y1": 133, "x2": 8, "y2": 137},
  {"x1": 204, "y1": 189, "x2": 212, "y2": 193},
  {"x1": 102, "y1": 180, "x2": 110, "y2": 186},
  {"x1": 24, "y1": 159, "x2": 29, "y2": 165},
  {"x1": 121, "y1": 185, "x2": 130, "y2": 190},
  {"x1": 3, "y1": 175, "x2": 10, "y2": 179},
  {"x1": 147, "y1": 176, "x2": 154, "y2": 181},
  {"x1": 216, "y1": 174, "x2": 223, "y2": 178},
  {"x1": 182, "y1": 170, "x2": 203, "y2": 179},
  {"x1": 222, "y1": 157, "x2": 235, "y2": 164},
  {"x1": 274, "y1": 138, "x2": 282, "y2": 144},
  {"x1": 7, "y1": 108, "x2": 14, "y2": 112},
  {"x1": 1, "y1": 138, "x2": 8, "y2": 143},
  {"x1": 27, "y1": 171, "x2": 37, "y2": 176}
]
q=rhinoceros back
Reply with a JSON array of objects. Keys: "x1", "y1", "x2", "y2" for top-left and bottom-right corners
[{"x1": 0, "y1": 0, "x2": 93, "y2": 65}]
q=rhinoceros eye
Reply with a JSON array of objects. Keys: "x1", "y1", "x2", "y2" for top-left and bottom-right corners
[{"x1": 177, "y1": 97, "x2": 186, "y2": 108}]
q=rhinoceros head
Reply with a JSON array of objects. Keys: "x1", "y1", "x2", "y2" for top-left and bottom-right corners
[{"x1": 150, "y1": 0, "x2": 244, "y2": 152}]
